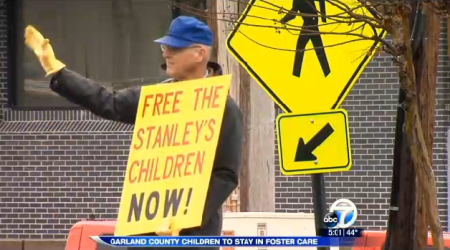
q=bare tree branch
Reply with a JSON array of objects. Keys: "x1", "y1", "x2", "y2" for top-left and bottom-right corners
[
  {"x1": 237, "y1": 29, "x2": 369, "y2": 53},
  {"x1": 170, "y1": 0, "x2": 398, "y2": 54}
]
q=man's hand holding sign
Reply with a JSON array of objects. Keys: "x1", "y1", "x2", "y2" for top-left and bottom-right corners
[
  {"x1": 118, "y1": 74, "x2": 231, "y2": 236},
  {"x1": 25, "y1": 16, "x2": 243, "y2": 250}
]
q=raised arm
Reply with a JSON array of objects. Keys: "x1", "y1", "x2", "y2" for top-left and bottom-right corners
[
  {"x1": 50, "y1": 68, "x2": 140, "y2": 124},
  {"x1": 25, "y1": 25, "x2": 140, "y2": 124}
]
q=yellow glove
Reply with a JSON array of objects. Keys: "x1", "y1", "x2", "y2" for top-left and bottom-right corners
[
  {"x1": 156, "y1": 219, "x2": 180, "y2": 236},
  {"x1": 24, "y1": 25, "x2": 66, "y2": 77}
]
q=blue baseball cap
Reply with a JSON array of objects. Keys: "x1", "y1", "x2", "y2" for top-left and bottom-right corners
[{"x1": 154, "y1": 16, "x2": 213, "y2": 48}]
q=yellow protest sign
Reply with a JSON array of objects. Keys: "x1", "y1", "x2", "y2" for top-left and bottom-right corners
[
  {"x1": 115, "y1": 75, "x2": 232, "y2": 236},
  {"x1": 227, "y1": 0, "x2": 386, "y2": 113}
]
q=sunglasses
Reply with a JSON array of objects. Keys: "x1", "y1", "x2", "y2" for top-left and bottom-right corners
[{"x1": 160, "y1": 44, "x2": 202, "y2": 53}]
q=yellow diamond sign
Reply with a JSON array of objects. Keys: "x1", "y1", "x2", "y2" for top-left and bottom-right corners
[
  {"x1": 276, "y1": 110, "x2": 352, "y2": 175},
  {"x1": 227, "y1": 0, "x2": 386, "y2": 113}
]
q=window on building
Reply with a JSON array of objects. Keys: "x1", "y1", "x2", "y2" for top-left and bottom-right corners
[{"x1": 11, "y1": 0, "x2": 208, "y2": 109}]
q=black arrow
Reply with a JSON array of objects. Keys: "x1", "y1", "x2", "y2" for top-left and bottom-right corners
[{"x1": 295, "y1": 123, "x2": 334, "y2": 162}]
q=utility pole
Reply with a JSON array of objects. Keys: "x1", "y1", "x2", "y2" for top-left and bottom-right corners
[
  {"x1": 384, "y1": 7, "x2": 422, "y2": 249},
  {"x1": 239, "y1": 71, "x2": 276, "y2": 212},
  {"x1": 215, "y1": 0, "x2": 276, "y2": 212},
  {"x1": 384, "y1": 3, "x2": 439, "y2": 249},
  {"x1": 412, "y1": 4, "x2": 439, "y2": 249}
]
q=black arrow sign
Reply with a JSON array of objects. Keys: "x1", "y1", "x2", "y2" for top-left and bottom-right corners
[{"x1": 295, "y1": 123, "x2": 334, "y2": 162}]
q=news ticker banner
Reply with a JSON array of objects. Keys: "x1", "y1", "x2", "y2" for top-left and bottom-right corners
[
  {"x1": 91, "y1": 229, "x2": 365, "y2": 248},
  {"x1": 115, "y1": 75, "x2": 232, "y2": 236}
]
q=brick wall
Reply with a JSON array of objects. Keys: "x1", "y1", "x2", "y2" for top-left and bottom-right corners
[
  {"x1": 274, "y1": 22, "x2": 450, "y2": 230},
  {"x1": 1, "y1": 0, "x2": 450, "y2": 241}
]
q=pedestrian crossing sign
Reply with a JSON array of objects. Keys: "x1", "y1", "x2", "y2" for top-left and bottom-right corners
[{"x1": 226, "y1": 0, "x2": 386, "y2": 114}]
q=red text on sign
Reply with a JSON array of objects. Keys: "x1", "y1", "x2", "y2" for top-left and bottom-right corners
[
  {"x1": 132, "y1": 119, "x2": 216, "y2": 150},
  {"x1": 127, "y1": 151, "x2": 205, "y2": 184},
  {"x1": 141, "y1": 91, "x2": 183, "y2": 118},
  {"x1": 193, "y1": 85, "x2": 224, "y2": 111},
  {"x1": 163, "y1": 151, "x2": 205, "y2": 179}
]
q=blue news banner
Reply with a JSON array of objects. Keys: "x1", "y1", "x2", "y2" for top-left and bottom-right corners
[{"x1": 91, "y1": 229, "x2": 364, "y2": 248}]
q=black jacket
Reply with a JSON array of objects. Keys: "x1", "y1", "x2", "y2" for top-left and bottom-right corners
[{"x1": 49, "y1": 62, "x2": 243, "y2": 250}]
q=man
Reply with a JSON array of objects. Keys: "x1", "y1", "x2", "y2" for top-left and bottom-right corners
[{"x1": 25, "y1": 16, "x2": 243, "y2": 250}]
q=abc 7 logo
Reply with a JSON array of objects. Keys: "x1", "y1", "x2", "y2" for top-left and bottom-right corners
[
  {"x1": 323, "y1": 199, "x2": 358, "y2": 228},
  {"x1": 323, "y1": 212, "x2": 339, "y2": 227}
]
